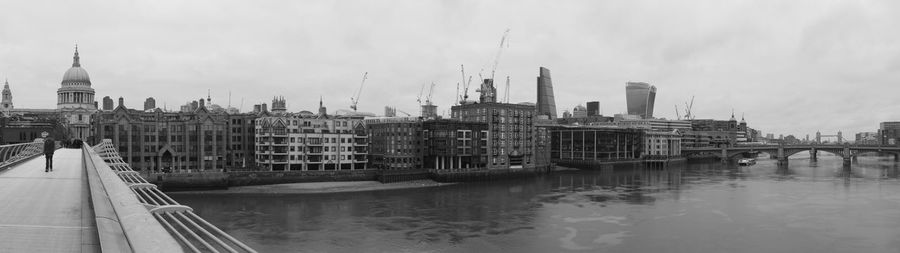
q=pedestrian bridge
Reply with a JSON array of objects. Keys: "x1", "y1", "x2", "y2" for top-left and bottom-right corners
[
  {"x1": 683, "y1": 144, "x2": 900, "y2": 164},
  {"x1": 0, "y1": 139, "x2": 256, "y2": 253}
]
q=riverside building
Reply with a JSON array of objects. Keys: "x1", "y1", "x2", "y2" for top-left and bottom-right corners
[
  {"x1": 549, "y1": 125, "x2": 644, "y2": 162},
  {"x1": 366, "y1": 117, "x2": 490, "y2": 171},
  {"x1": 255, "y1": 111, "x2": 369, "y2": 171},
  {"x1": 422, "y1": 119, "x2": 488, "y2": 170},
  {"x1": 451, "y1": 102, "x2": 538, "y2": 170},
  {"x1": 92, "y1": 98, "x2": 258, "y2": 172},
  {"x1": 365, "y1": 117, "x2": 424, "y2": 170}
]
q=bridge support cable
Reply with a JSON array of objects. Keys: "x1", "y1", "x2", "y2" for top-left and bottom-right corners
[
  {"x1": 92, "y1": 139, "x2": 257, "y2": 253},
  {"x1": 163, "y1": 212, "x2": 220, "y2": 253},
  {"x1": 154, "y1": 213, "x2": 203, "y2": 253}
]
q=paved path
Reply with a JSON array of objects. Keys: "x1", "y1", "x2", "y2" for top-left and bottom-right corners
[{"x1": 0, "y1": 149, "x2": 99, "y2": 252}]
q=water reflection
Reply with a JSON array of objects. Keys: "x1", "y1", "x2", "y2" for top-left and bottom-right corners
[{"x1": 174, "y1": 154, "x2": 900, "y2": 253}]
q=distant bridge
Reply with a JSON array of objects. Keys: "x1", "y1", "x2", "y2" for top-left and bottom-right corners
[{"x1": 683, "y1": 144, "x2": 900, "y2": 165}]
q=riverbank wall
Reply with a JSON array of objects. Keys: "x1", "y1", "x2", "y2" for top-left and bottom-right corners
[
  {"x1": 555, "y1": 157, "x2": 687, "y2": 170},
  {"x1": 149, "y1": 164, "x2": 554, "y2": 191},
  {"x1": 429, "y1": 167, "x2": 550, "y2": 182},
  {"x1": 148, "y1": 170, "x2": 378, "y2": 191}
]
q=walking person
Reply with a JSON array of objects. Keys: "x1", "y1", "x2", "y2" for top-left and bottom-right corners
[{"x1": 42, "y1": 132, "x2": 55, "y2": 172}]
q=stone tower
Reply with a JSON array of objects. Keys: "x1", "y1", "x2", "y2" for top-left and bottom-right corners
[{"x1": 1, "y1": 79, "x2": 12, "y2": 115}]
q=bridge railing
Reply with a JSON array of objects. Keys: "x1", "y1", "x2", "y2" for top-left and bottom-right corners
[
  {"x1": 0, "y1": 140, "x2": 44, "y2": 171},
  {"x1": 84, "y1": 141, "x2": 183, "y2": 253},
  {"x1": 93, "y1": 139, "x2": 257, "y2": 253}
]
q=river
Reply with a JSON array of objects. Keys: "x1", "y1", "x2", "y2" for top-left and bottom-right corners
[{"x1": 172, "y1": 154, "x2": 900, "y2": 252}]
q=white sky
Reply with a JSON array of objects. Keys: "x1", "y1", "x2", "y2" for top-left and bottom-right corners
[{"x1": 1, "y1": 0, "x2": 899, "y2": 138}]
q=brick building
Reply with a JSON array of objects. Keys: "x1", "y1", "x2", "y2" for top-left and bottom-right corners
[{"x1": 92, "y1": 98, "x2": 257, "y2": 172}]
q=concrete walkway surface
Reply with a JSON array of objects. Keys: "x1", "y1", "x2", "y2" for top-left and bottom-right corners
[{"x1": 0, "y1": 149, "x2": 99, "y2": 252}]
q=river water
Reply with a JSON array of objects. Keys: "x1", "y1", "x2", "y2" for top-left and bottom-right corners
[{"x1": 173, "y1": 154, "x2": 900, "y2": 253}]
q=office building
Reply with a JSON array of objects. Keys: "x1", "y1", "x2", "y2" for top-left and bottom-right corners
[
  {"x1": 549, "y1": 126, "x2": 644, "y2": 161},
  {"x1": 536, "y1": 67, "x2": 557, "y2": 119},
  {"x1": 625, "y1": 82, "x2": 656, "y2": 119},
  {"x1": 586, "y1": 101, "x2": 599, "y2": 117},
  {"x1": 856, "y1": 132, "x2": 879, "y2": 145},
  {"x1": 644, "y1": 131, "x2": 682, "y2": 157},
  {"x1": 879, "y1": 122, "x2": 900, "y2": 145}
]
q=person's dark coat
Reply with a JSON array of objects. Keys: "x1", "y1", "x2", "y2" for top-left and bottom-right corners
[{"x1": 43, "y1": 138, "x2": 56, "y2": 155}]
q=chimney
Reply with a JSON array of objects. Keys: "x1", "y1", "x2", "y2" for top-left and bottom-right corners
[{"x1": 118, "y1": 97, "x2": 124, "y2": 108}]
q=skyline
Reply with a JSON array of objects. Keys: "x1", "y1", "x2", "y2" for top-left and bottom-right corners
[{"x1": 1, "y1": 0, "x2": 899, "y2": 137}]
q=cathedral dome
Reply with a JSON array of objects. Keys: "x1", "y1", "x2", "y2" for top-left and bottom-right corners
[
  {"x1": 62, "y1": 67, "x2": 91, "y2": 85},
  {"x1": 61, "y1": 46, "x2": 91, "y2": 85}
]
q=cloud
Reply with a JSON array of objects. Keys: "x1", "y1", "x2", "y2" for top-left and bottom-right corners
[{"x1": 0, "y1": 0, "x2": 898, "y2": 136}]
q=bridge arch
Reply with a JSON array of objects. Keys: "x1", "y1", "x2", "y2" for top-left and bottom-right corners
[
  {"x1": 783, "y1": 148, "x2": 844, "y2": 159},
  {"x1": 725, "y1": 150, "x2": 776, "y2": 159}
]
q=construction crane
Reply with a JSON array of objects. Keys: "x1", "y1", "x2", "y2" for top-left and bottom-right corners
[
  {"x1": 490, "y1": 28, "x2": 511, "y2": 81},
  {"x1": 397, "y1": 110, "x2": 411, "y2": 116},
  {"x1": 504, "y1": 76, "x2": 510, "y2": 103},
  {"x1": 683, "y1": 95, "x2": 695, "y2": 120},
  {"x1": 426, "y1": 82, "x2": 437, "y2": 105},
  {"x1": 675, "y1": 105, "x2": 682, "y2": 120},
  {"x1": 416, "y1": 82, "x2": 426, "y2": 105},
  {"x1": 456, "y1": 82, "x2": 460, "y2": 105},
  {"x1": 350, "y1": 72, "x2": 368, "y2": 111},
  {"x1": 459, "y1": 64, "x2": 472, "y2": 104}
]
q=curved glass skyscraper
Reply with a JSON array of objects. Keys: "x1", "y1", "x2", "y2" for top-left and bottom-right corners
[
  {"x1": 625, "y1": 82, "x2": 656, "y2": 119},
  {"x1": 536, "y1": 67, "x2": 557, "y2": 119}
]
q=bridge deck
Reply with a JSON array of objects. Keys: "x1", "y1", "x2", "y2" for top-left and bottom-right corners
[{"x1": 0, "y1": 149, "x2": 99, "y2": 252}]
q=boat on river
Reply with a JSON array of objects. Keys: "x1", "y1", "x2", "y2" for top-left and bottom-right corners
[{"x1": 738, "y1": 158, "x2": 756, "y2": 166}]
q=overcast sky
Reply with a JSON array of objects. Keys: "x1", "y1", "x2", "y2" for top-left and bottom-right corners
[{"x1": 1, "y1": 0, "x2": 899, "y2": 138}]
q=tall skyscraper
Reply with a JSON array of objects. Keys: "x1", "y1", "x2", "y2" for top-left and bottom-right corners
[
  {"x1": 536, "y1": 67, "x2": 557, "y2": 119},
  {"x1": 477, "y1": 79, "x2": 497, "y2": 103},
  {"x1": 625, "y1": 82, "x2": 656, "y2": 119},
  {"x1": 586, "y1": 101, "x2": 599, "y2": 117}
]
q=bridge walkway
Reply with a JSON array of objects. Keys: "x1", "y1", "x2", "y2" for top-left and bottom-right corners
[{"x1": 0, "y1": 149, "x2": 99, "y2": 252}]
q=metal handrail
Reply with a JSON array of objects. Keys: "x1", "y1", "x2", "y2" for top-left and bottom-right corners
[
  {"x1": 93, "y1": 139, "x2": 257, "y2": 253},
  {"x1": 0, "y1": 140, "x2": 45, "y2": 171}
]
